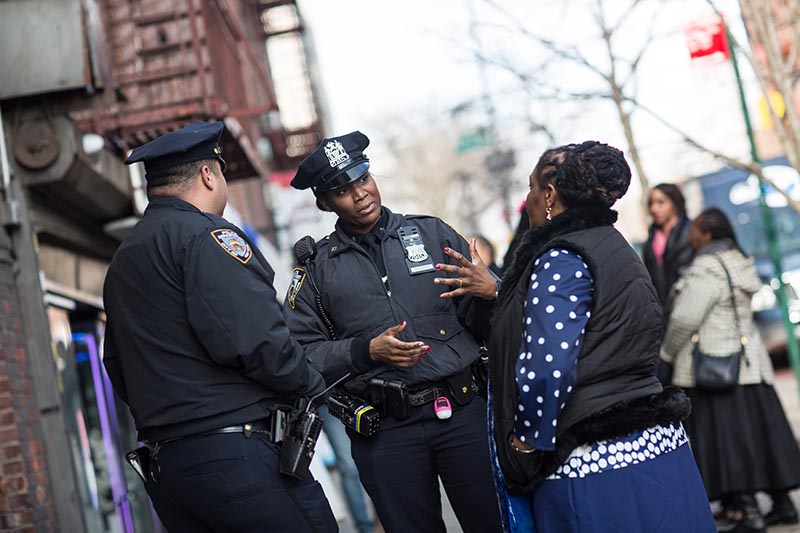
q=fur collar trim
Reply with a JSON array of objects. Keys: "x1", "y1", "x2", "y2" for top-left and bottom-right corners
[{"x1": 498, "y1": 206, "x2": 617, "y2": 305}]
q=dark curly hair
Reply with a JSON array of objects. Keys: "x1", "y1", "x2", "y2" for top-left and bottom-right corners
[{"x1": 533, "y1": 141, "x2": 631, "y2": 208}]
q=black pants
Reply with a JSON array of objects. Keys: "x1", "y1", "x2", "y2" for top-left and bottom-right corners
[
  {"x1": 143, "y1": 432, "x2": 337, "y2": 532},
  {"x1": 350, "y1": 396, "x2": 503, "y2": 533}
]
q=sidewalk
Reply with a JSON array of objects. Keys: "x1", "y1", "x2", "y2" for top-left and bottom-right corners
[
  {"x1": 767, "y1": 368, "x2": 800, "y2": 533},
  {"x1": 338, "y1": 370, "x2": 800, "y2": 533}
]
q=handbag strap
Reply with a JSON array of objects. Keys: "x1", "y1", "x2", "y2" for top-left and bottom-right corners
[{"x1": 691, "y1": 253, "x2": 749, "y2": 360}]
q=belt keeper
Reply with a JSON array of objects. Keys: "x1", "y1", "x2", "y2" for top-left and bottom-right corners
[{"x1": 243, "y1": 423, "x2": 253, "y2": 438}]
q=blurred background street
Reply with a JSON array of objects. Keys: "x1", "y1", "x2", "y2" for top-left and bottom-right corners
[{"x1": 1, "y1": 0, "x2": 800, "y2": 531}]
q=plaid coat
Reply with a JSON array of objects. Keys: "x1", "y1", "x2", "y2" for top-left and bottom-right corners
[{"x1": 660, "y1": 245, "x2": 774, "y2": 388}]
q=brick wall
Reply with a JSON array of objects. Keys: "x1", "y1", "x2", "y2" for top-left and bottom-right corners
[{"x1": 0, "y1": 229, "x2": 55, "y2": 531}]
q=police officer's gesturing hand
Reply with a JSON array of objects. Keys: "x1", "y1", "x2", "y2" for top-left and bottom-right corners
[
  {"x1": 369, "y1": 321, "x2": 430, "y2": 368},
  {"x1": 434, "y1": 238, "x2": 499, "y2": 300}
]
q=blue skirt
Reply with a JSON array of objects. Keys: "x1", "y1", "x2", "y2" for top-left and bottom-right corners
[{"x1": 530, "y1": 443, "x2": 715, "y2": 532}]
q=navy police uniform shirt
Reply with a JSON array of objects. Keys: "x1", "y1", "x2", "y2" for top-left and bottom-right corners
[
  {"x1": 103, "y1": 195, "x2": 325, "y2": 440},
  {"x1": 283, "y1": 207, "x2": 487, "y2": 394}
]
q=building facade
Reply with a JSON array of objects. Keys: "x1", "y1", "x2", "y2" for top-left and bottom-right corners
[{"x1": 0, "y1": 0, "x2": 325, "y2": 530}]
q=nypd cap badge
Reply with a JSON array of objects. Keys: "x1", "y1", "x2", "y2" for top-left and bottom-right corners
[
  {"x1": 324, "y1": 139, "x2": 350, "y2": 167},
  {"x1": 210, "y1": 229, "x2": 252, "y2": 264}
]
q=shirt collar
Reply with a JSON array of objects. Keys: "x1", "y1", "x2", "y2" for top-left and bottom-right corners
[
  {"x1": 145, "y1": 195, "x2": 202, "y2": 214},
  {"x1": 345, "y1": 207, "x2": 389, "y2": 242}
]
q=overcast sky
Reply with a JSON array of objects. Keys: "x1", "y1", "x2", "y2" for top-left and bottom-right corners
[{"x1": 292, "y1": 0, "x2": 757, "y2": 245}]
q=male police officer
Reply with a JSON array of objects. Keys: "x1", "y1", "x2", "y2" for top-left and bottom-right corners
[
  {"x1": 103, "y1": 121, "x2": 337, "y2": 532},
  {"x1": 283, "y1": 131, "x2": 503, "y2": 533}
]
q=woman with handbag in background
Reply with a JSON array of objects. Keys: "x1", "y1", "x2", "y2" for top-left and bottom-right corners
[{"x1": 660, "y1": 207, "x2": 800, "y2": 532}]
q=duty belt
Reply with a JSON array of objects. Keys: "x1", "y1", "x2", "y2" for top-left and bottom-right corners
[
  {"x1": 144, "y1": 418, "x2": 274, "y2": 447},
  {"x1": 407, "y1": 384, "x2": 448, "y2": 407}
]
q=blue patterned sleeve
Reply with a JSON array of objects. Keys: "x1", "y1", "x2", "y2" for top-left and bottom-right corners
[{"x1": 513, "y1": 248, "x2": 593, "y2": 451}]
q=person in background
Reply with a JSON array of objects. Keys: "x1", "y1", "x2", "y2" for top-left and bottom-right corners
[
  {"x1": 473, "y1": 234, "x2": 503, "y2": 277},
  {"x1": 502, "y1": 200, "x2": 530, "y2": 275},
  {"x1": 103, "y1": 122, "x2": 335, "y2": 532},
  {"x1": 318, "y1": 405, "x2": 375, "y2": 533},
  {"x1": 643, "y1": 183, "x2": 694, "y2": 309},
  {"x1": 660, "y1": 207, "x2": 800, "y2": 532},
  {"x1": 446, "y1": 141, "x2": 714, "y2": 531},
  {"x1": 283, "y1": 131, "x2": 503, "y2": 533}
]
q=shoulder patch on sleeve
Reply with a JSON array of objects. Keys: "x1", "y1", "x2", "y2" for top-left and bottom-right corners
[
  {"x1": 286, "y1": 268, "x2": 307, "y2": 309},
  {"x1": 210, "y1": 229, "x2": 252, "y2": 264}
]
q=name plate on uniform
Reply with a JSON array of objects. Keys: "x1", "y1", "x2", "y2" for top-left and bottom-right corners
[{"x1": 397, "y1": 225, "x2": 435, "y2": 275}]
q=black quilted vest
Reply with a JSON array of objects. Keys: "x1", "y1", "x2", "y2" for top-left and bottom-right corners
[{"x1": 489, "y1": 206, "x2": 679, "y2": 494}]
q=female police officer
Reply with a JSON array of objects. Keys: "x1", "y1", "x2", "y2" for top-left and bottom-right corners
[{"x1": 283, "y1": 131, "x2": 503, "y2": 533}]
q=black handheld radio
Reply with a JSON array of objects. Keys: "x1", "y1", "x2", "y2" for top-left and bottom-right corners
[
  {"x1": 293, "y1": 236, "x2": 337, "y2": 340},
  {"x1": 279, "y1": 372, "x2": 352, "y2": 479}
]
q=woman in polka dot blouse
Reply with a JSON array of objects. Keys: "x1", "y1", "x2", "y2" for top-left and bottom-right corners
[{"x1": 476, "y1": 142, "x2": 715, "y2": 532}]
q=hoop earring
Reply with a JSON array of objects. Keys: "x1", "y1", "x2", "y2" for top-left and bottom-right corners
[{"x1": 546, "y1": 206, "x2": 552, "y2": 221}]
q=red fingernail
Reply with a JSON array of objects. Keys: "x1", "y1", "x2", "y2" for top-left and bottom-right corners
[
  {"x1": 435, "y1": 264, "x2": 441, "y2": 270},
  {"x1": 444, "y1": 247, "x2": 450, "y2": 253},
  {"x1": 401, "y1": 321, "x2": 406, "y2": 327},
  {"x1": 425, "y1": 346, "x2": 431, "y2": 352}
]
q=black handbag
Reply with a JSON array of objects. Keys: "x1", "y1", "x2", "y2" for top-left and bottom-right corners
[{"x1": 691, "y1": 254, "x2": 748, "y2": 391}]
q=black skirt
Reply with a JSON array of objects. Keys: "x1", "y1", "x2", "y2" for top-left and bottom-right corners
[{"x1": 683, "y1": 383, "x2": 800, "y2": 500}]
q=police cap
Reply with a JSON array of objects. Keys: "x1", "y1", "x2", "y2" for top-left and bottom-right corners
[
  {"x1": 291, "y1": 131, "x2": 370, "y2": 192},
  {"x1": 124, "y1": 121, "x2": 227, "y2": 179}
]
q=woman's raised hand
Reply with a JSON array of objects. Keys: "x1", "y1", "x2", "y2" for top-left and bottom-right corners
[{"x1": 434, "y1": 238, "x2": 498, "y2": 300}]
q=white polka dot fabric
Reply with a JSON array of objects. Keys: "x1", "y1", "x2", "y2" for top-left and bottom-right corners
[
  {"x1": 514, "y1": 248, "x2": 593, "y2": 450},
  {"x1": 546, "y1": 423, "x2": 689, "y2": 480}
]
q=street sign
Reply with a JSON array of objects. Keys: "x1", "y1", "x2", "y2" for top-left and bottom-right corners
[
  {"x1": 456, "y1": 129, "x2": 491, "y2": 154},
  {"x1": 484, "y1": 149, "x2": 516, "y2": 174},
  {"x1": 684, "y1": 17, "x2": 731, "y2": 61}
]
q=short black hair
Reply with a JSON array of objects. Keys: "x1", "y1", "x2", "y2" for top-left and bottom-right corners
[
  {"x1": 473, "y1": 235, "x2": 496, "y2": 261},
  {"x1": 651, "y1": 183, "x2": 686, "y2": 217},
  {"x1": 147, "y1": 158, "x2": 218, "y2": 194},
  {"x1": 533, "y1": 141, "x2": 630, "y2": 208}
]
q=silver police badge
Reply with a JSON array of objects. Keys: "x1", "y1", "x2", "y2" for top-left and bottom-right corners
[
  {"x1": 405, "y1": 244, "x2": 429, "y2": 263},
  {"x1": 324, "y1": 140, "x2": 350, "y2": 167}
]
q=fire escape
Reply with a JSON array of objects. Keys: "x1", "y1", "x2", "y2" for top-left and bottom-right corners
[{"x1": 257, "y1": 0, "x2": 326, "y2": 171}]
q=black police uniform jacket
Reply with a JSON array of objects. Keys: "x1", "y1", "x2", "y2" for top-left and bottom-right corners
[
  {"x1": 283, "y1": 208, "x2": 484, "y2": 394},
  {"x1": 489, "y1": 206, "x2": 691, "y2": 494},
  {"x1": 103, "y1": 196, "x2": 325, "y2": 441}
]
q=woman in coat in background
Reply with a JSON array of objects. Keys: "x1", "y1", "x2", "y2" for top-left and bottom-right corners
[
  {"x1": 660, "y1": 207, "x2": 800, "y2": 532},
  {"x1": 643, "y1": 183, "x2": 694, "y2": 309}
]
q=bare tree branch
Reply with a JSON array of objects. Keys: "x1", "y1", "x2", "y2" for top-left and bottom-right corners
[
  {"x1": 787, "y1": 0, "x2": 800, "y2": 72},
  {"x1": 482, "y1": 0, "x2": 613, "y2": 83},
  {"x1": 746, "y1": 0, "x2": 800, "y2": 168},
  {"x1": 622, "y1": 1, "x2": 668, "y2": 88},
  {"x1": 593, "y1": 0, "x2": 651, "y2": 207},
  {"x1": 609, "y1": 0, "x2": 645, "y2": 35},
  {"x1": 706, "y1": 0, "x2": 800, "y2": 172},
  {"x1": 476, "y1": 0, "x2": 800, "y2": 216},
  {"x1": 627, "y1": 95, "x2": 800, "y2": 212}
]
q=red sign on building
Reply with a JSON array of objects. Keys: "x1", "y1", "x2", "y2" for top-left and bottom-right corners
[{"x1": 684, "y1": 17, "x2": 731, "y2": 61}]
